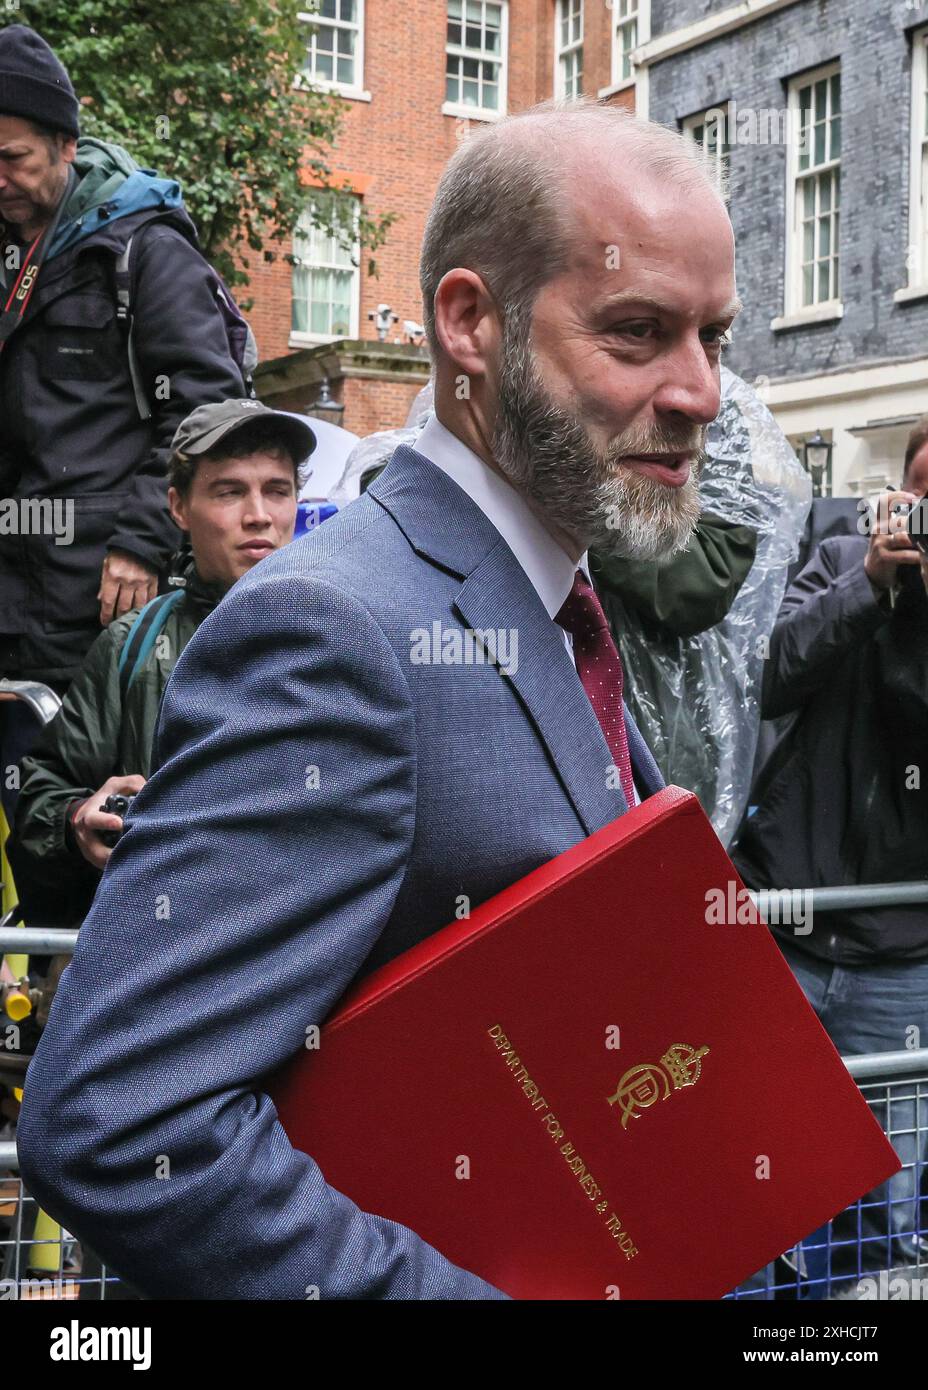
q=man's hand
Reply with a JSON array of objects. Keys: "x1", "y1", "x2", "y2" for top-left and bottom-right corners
[
  {"x1": 98, "y1": 550, "x2": 158, "y2": 626},
  {"x1": 864, "y1": 490, "x2": 923, "y2": 592},
  {"x1": 69, "y1": 774, "x2": 147, "y2": 870}
]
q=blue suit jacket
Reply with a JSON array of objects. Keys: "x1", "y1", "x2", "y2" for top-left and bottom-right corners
[{"x1": 17, "y1": 445, "x2": 664, "y2": 1299}]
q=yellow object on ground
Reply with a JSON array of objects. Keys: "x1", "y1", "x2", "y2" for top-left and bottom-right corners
[
  {"x1": 3, "y1": 986, "x2": 31, "y2": 1021},
  {"x1": 2, "y1": 808, "x2": 59, "y2": 1271},
  {"x1": 30, "y1": 1205, "x2": 62, "y2": 1273},
  {"x1": 1, "y1": 801, "x2": 28, "y2": 978}
]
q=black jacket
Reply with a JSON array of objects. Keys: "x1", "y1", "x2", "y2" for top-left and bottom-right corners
[
  {"x1": 732, "y1": 535, "x2": 928, "y2": 963},
  {"x1": 0, "y1": 207, "x2": 244, "y2": 688}
]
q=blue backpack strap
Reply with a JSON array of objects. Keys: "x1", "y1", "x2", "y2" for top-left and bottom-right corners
[{"x1": 117, "y1": 590, "x2": 185, "y2": 701}]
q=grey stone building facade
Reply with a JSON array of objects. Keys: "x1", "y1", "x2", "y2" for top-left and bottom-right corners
[{"x1": 632, "y1": 0, "x2": 928, "y2": 496}]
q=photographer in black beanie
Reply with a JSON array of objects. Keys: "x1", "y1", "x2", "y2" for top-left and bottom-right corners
[
  {"x1": 0, "y1": 21, "x2": 80, "y2": 143},
  {"x1": 0, "y1": 24, "x2": 245, "y2": 823}
]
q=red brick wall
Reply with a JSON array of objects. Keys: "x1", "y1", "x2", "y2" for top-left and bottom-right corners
[
  {"x1": 342, "y1": 374, "x2": 428, "y2": 439},
  {"x1": 248, "y1": 1, "x2": 638, "y2": 434}
]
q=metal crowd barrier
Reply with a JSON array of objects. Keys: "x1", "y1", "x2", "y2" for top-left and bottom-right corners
[
  {"x1": 750, "y1": 883, "x2": 928, "y2": 913},
  {"x1": 730, "y1": 880, "x2": 928, "y2": 1299},
  {"x1": 0, "y1": 1142, "x2": 124, "y2": 1301},
  {"x1": 1, "y1": 867, "x2": 926, "y2": 1298},
  {"x1": 0, "y1": 680, "x2": 111, "y2": 1299},
  {"x1": 729, "y1": 1047, "x2": 928, "y2": 1300},
  {"x1": 1, "y1": 1047, "x2": 924, "y2": 1302}
]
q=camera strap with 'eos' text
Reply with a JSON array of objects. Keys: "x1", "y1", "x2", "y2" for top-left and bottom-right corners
[
  {"x1": 0, "y1": 228, "x2": 48, "y2": 354},
  {"x1": 0, "y1": 167, "x2": 75, "y2": 356}
]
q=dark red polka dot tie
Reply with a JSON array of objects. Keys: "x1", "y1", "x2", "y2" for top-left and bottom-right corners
[{"x1": 556, "y1": 570, "x2": 636, "y2": 809}]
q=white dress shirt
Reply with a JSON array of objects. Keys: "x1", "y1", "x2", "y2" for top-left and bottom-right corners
[{"x1": 415, "y1": 414, "x2": 640, "y2": 805}]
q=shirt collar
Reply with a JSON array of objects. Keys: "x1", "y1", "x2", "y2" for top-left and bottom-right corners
[{"x1": 415, "y1": 414, "x2": 590, "y2": 618}]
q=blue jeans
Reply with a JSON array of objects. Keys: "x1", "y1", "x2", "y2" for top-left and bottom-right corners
[{"x1": 777, "y1": 936, "x2": 928, "y2": 1272}]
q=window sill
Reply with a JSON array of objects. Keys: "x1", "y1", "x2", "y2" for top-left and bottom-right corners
[
  {"x1": 770, "y1": 301, "x2": 844, "y2": 332},
  {"x1": 293, "y1": 76, "x2": 371, "y2": 102},
  {"x1": 326, "y1": 87, "x2": 372, "y2": 103},
  {"x1": 893, "y1": 284, "x2": 928, "y2": 305},
  {"x1": 597, "y1": 76, "x2": 636, "y2": 99},
  {"x1": 289, "y1": 331, "x2": 353, "y2": 349},
  {"x1": 441, "y1": 101, "x2": 505, "y2": 123}
]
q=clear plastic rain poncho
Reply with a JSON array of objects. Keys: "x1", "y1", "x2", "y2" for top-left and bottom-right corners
[
  {"x1": 329, "y1": 382, "x2": 435, "y2": 507},
  {"x1": 330, "y1": 369, "x2": 811, "y2": 847},
  {"x1": 607, "y1": 366, "x2": 811, "y2": 846}
]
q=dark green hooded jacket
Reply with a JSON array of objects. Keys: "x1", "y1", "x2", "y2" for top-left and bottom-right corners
[
  {"x1": 589, "y1": 512, "x2": 758, "y2": 637},
  {"x1": 9, "y1": 566, "x2": 225, "y2": 925}
]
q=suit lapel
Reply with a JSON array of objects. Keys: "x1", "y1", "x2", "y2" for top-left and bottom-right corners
[
  {"x1": 453, "y1": 542, "x2": 628, "y2": 835},
  {"x1": 369, "y1": 445, "x2": 656, "y2": 832}
]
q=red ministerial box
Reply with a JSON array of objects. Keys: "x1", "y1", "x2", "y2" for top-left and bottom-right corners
[{"x1": 269, "y1": 786, "x2": 900, "y2": 1299}]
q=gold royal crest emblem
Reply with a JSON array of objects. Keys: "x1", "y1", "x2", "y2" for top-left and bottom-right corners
[{"x1": 606, "y1": 1043, "x2": 710, "y2": 1129}]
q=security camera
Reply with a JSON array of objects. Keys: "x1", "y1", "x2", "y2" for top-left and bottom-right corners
[{"x1": 368, "y1": 304, "x2": 400, "y2": 340}]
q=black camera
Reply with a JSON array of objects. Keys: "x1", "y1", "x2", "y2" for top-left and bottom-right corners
[
  {"x1": 893, "y1": 497, "x2": 928, "y2": 555},
  {"x1": 99, "y1": 793, "x2": 135, "y2": 848}
]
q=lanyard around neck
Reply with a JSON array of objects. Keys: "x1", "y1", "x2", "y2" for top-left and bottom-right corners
[{"x1": 0, "y1": 166, "x2": 76, "y2": 356}]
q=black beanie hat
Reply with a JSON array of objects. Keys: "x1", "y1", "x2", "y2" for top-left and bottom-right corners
[{"x1": 0, "y1": 25, "x2": 80, "y2": 138}]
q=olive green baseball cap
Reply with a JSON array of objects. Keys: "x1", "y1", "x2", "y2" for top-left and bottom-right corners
[{"x1": 170, "y1": 399, "x2": 317, "y2": 463}]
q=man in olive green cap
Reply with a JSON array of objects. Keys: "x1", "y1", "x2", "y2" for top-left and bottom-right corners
[{"x1": 10, "y1": 400, "x2": 314, "y2": 925}]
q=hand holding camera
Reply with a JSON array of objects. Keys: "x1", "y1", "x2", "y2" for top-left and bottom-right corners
[
  {"x1": 69, "y1": 774, "x2": 147, "y2": 870},
  {"x1": 864, "y1": 490, "x2": 926, "y2": 592}
]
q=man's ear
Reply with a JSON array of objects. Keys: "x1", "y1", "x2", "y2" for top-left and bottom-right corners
[
  {"x1": 60, "y1": 135, "x2": 78, "y2": 166},
  {"x1": 167, "y1": 485, "x2": 188, "y2": 533},
  {"x1": 432, "y1": 268, "x2": 501, "y2": 380}
]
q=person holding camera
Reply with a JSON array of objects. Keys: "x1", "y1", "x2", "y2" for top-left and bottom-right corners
[
  {"x1": 731, "y1": 414, "x2": 928, "y2": 1269},
  {"x1": 8, "y1": 401, "x2": 312, "y2": 927}
]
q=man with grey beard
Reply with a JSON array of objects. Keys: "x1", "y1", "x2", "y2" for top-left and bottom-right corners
[
  {"x1": 491, "y1": 295, "x2": 707, "y2": 566},
  {"x1": 20, "y1": 98, "x2": 739, "y2": 1300}
]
